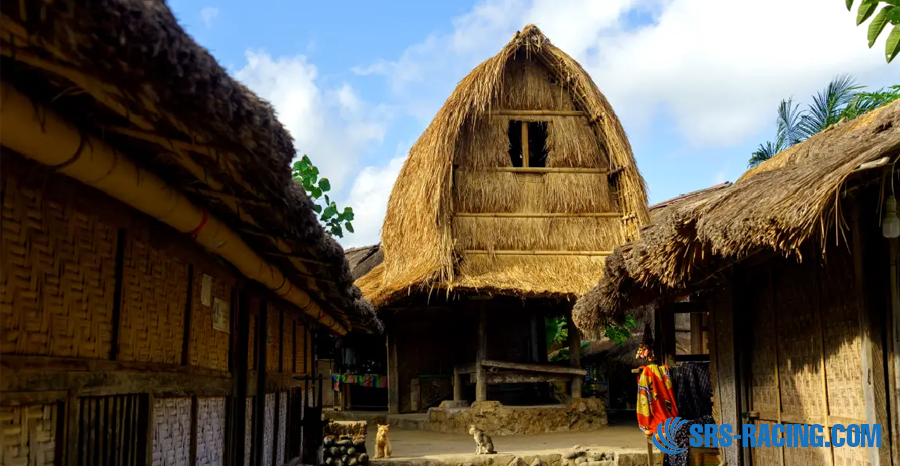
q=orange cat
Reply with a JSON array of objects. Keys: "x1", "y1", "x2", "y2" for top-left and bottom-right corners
[{"x1": 374, "y1": 424, "x2": 392, "y2": 459}]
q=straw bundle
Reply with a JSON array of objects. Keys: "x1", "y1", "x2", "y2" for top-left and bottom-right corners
[
  {"x1": 367, "y1": 25, "x2": 649, "y2": 308},
  {"x1": 573, "y1": 100, "x2": 900, "y2": 331}
]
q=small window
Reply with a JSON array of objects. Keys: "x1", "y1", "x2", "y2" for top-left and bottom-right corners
[{"x1": 508, "y1": 120, "x2": 549, "y2": 167}]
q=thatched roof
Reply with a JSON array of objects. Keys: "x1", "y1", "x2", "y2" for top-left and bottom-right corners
[
  {"x1": 345, "y1": 245, "x2": 384, "y2": 281},
  {"x1": 358, "y1": 25, "x2": 649, "y2": 308},
  {"x1": 573, "y1": 101, "x2": 900, "y2": 331},
  {"x1": 1, "y1": 0, "x2": 380, "y2": 333}
]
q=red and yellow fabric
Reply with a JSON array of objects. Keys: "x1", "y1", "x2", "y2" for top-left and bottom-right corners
[
  {"x1": 332, "y1": 374, "x2": 388, "y2": 391},
  {"x1": 636, "y1": 364, "x2": 678, "y2": 435}
]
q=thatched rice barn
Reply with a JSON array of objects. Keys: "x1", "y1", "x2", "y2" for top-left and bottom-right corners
[
  {"x1": 0, "y1": 1, "x2": 380, "y2": 465},
  {"x1": 353, "y1": 25, "x2": 649, "y2": 427},
  {"x1": 574, "y1": 101, "x2": 900, "y2": 465}
]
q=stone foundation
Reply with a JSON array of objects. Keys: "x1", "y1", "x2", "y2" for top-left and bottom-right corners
[{"x1": 421, "y1": 399, "x2": 607, "y2": 436}]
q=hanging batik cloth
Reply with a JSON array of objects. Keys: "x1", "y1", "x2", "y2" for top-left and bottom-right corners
[
  {"x1": 636, "y1": 364, "x2": 678, "y2": 435},
  {"x1": 332, "y1": 374, "x2": 388, "y2": 391}
]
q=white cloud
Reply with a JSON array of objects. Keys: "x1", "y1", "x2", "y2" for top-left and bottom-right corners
[
  {"x1": 199, "y1": 7, "x2": 219, "y2": 29},
  {"x1": 358, "y1": 0, "x2": 896, "y2": 147},
  {"x1": 234, "y1": 51, "x2": 388, "y2": 191},
  {"x1": 341, "y1": 143, "x2": 411, "y2": 248}
]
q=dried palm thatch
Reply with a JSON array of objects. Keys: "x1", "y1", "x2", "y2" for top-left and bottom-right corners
[
  {"x1": 360, "y1": 25, "x2": 649, "y2": 308},
  {"x1": 573, "y1": 101, "x2": 900, "y2": 331}
]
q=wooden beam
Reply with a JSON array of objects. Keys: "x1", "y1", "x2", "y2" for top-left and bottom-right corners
[
  {"x1": 254, "y1": 300, "x2": 268, "y2": 466},
  {"x1": 387, "y1": 330, "x2": 400, "y2": 414},
  {"x1": 521, "y1": 121, "x2": 529, "y2": 168},
  {"x1": 454, "y1": 212, "x2": 622, "y2": 218},
  {"x1": 566, "y1": 312, "x2": 582, "y2": 399},
  {"x1": 486, "y1": 372, "x2": 572, "y2": 384},
  {"x1": 455, "y1": 364, "x2": 477, "y2": 374},
  {"x1": 476, "y1": 307, "x2": 488, "y2": 402},
  {"x1": 490, "y1": 110, "x2": 586, "y2": 117},
  {"x1": 481, "y1": 360, "x2": 587, "y2": 376},
  {"x1": 463, "y1": 250, "x2": 613, "y2": 256},
  {"x1": 481, "y1": 167, "x2": 607, "y2": 174}
]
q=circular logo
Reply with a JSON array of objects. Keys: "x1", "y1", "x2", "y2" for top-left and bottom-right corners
[{"x1": 652, "y1": 417, "x2": 688, "y2": 454}]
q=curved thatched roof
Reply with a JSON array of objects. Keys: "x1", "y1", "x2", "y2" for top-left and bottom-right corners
[
  {"x1": 1, "y1": 0, "x2": 380, "y2": 332},
  {"x1": 358, "y1": 25, "x2": 649, "y2": 308},
  {"x1": 573, "y1": 100, "x2": 900, "y2": 331}
]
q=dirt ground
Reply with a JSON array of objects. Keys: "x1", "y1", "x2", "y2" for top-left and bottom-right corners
[{"x1": 365, "y1": 425, "x2": 647, "y2": 459}]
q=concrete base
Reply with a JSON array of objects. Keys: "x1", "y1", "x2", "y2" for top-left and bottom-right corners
[{"x1": 386, "y1": 399, "x2": 607, "y2": 436}]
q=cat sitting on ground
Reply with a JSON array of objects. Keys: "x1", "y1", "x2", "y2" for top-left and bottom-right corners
[
  {"x1": 374, "y1": 424, "x2": 392, "y2": 459},
  {"x1": 468, "y1": 425, "x2": 496, "y2": 455}
]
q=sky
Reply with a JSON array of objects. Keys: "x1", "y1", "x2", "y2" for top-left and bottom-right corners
[{"x1": 168, "y1": 0, "x2": 897, "y2": 248}]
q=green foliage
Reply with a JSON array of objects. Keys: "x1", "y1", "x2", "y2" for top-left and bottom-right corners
[
  {"x1": 748, "y1": 75, "x2": 898, "y2": 168},
  {"x1": 603, "y1": 314, "x2": 638, "y2": 346},
  {"x1": 545, "y1": 316, "x2": 568, "y2": 351},
  {"x1": 847, "y1": 0, "x2": 900, "y2": 63},
  {"x1": 291, "y1": 155, "x2": 355, "y2": 238}
]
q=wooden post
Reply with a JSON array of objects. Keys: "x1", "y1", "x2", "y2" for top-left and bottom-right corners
[
  {"x1": 254, "y1": 300, "x2": 268, "y2": 466},
  {"x1": 475, "y1": 306, "x2": 488, "y2": 402},
  {"x1": 851, "y1": 202, "x2": 884, "y2": 466},
  {"x1": 566, "y1": 312, "x2": 582, "y2": 399},
  {"x1": 386, "y1": 329, "x2": 400, "y2": 414},
  {"x1": 530, "y1": 311, "x2": 541, "y2": 363},
  {"x1": 521, "y1": 121, "x2": 529, "y2": 168},
  {"x1": 232, "y1": 290, "x2": 250, "y2": 464},
  {"x1": 453, "y1": 365, "x2": 462, "y2": 402},
  {"x1": 659, "y1": 304, "x2": 676, "y2": 367},
  {"x1": 710, "y1": 278, "x2": 743, "y2": 466}
]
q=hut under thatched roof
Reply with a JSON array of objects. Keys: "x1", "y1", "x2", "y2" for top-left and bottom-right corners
[
  {"x1": 348, "y1": 25, "x2": 648, "y2": 423},
  {"x1": 357, "y1": 24, "x2": 649, "y2": 309},
  {"x1": 572, "y1": 101, "x2": 900, "y2": 465}
]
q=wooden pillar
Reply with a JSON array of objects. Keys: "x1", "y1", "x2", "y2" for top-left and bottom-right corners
[
  {"x1": 452, "y1": 365, "x2": 462, "y2": 402},
  {"x1": 386, "y1": 329, "x2": 400, "y2": 414},
  {"x1": 659, "y1": 304, "x2": 676, "y2": 367},
  {"x1": 231, "y1": 290, "x2": 251, "y2": 464},
  {"x1": 566, "y1": 312, "x2": 582, "y2": 399},
  {"x1": 709, "y1": 279, "x2": 743, "y2": 466},
  {"x1": 475, "y1": 306, "x2": 488, "y2": 402}
]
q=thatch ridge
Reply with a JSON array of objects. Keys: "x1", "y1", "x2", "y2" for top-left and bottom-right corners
[
  {"x1": 573, "y1": 101, "x2": 900, "y2": 331},
  {"x1": 2, "y1": 0, "x2": 380, "y2": 332},
  {"x1": 363, "y1": 25, "x2": 649, "y2": 308}
]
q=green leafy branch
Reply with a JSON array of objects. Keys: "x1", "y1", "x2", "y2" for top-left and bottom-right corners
[
  {"x1": 849, "y1": 0, "x2": 900, "y2": 62},
  {"x1": 292, "y1": 155, "x2": 355, "y2": 238}
]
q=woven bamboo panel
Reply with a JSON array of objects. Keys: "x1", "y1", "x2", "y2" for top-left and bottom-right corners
[
  {"x1": 1, "y1": 177, "x2": 117, "y2": 358},
  {"x1": 749, "y1": 421, "x2": 781, "y2": 466},
  {"x1": 748, "y1": 270, "x2": 780, "y2": 420},
  {"x1": 248, "y1": 315, "x2": 257, "y2": 371},
  {"x1": 266, "y1": 307, "x2": 281, "y2": 372},
  {"x1": 263, "y1": 394, "x2": 275, "y2": 466},
  {"x1": 295, "y1": 323, "x2": 311, "y2": 375},
  {"x1": 277, "y1": 392, "x2": 288, "y2": 465},
  {"x1": 784, "y1": 443, "x2": 831, "y2": 466},
  {"x1": 152, "y1": 397, "x2": 191, "y2": 466},
  {"x1": 774, "y1": 261, "x2": 827, "y2": 420},
  {"x1": 282, "y1": 316, "x2": 294, "y2": 373},
  {"x1": 188, "y1": 270, "x2": 231, "y2": 372},
  {"x1": 118, "y1": 229, "x2": 189, "y2": 364},
  {"x1": 833, "y1": 442, "x2": 871, "y2": 466},
  {"x1": 195, "y1": 397, "x2": 226, "y2": 466},
  {"x1": 0, "y1": 404, "x2": 57, "y2": 466},
  {"x1": 818, "y1": 253, "x2": 865, "y2": 423},
  {"x1": 244, "y1": 397, "x2": 254, "y2": 466}
]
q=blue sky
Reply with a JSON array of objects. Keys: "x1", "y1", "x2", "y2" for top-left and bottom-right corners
[{"x1": 168, "y1": 0, "x2": 897, "y2": 247}]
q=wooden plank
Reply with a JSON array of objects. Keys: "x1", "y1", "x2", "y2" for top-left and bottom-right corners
[
  {"x1": 476, "y1": 307, "x2": 488, "y2": 402},
  {"x1": 455, "y1": 364, "x2": 476, "y2": 374},
  {"x1": 890, "y1": 238, "x2": 900, "y2": 466},
  {"x1": 453, "y1": 366, "x2": 462, "y2": 401},
  {"x1": 454, "y1": 212, "x2": 622, "y2": 218},
  {"x1": 480, "y1": 360, "x2": 587, "y2": 376},
  {"x1": 65, "y1": 390, "x2": 79, "y2": 466},
  {"x1": 486, "y1": 372, "x2": 572, "y2": 384},
  {"x1": 233, "y1": 291, "x2": 251, "y2": 464},
  {"x1": 490, "y1": 109, "x2": 586, "y2": 117},
  {"x1": 387, "y1": 330, "x2": 400, "y2": 414},
  {"x1": 566, "y1": 312, "x2": 582, "y2": 399},
  {"x1": 463, "y1": 250, "x2": 613, "y2": 256}
]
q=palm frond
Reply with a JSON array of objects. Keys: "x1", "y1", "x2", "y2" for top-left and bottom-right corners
[
  {"x1": 748, "y1": 137, "x2": 787, "y2": 168},
  {"x1": 798, "y1": 74, "x2": 863, "y2": 138},
  {"x1": 842, "y1": 84, "x2": 900, "y2": 120},
  {"x1": 775, "y1": 97, "x2": 804, "y2": 146}
]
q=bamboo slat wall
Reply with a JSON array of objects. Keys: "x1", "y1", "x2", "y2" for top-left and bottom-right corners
[
  {"x1": 277, "y1": 392, "x2": 288, "y2": 465},
  {"x1": 153, "y1": 397, "x2": 192, "y2": 466},
  {"x1": 244, "y1": 397, "x2": 254, "y2": 466},
  {"x1": 189, "y1": 269, "x2": 233, "y2": 372},
  {"x1": 0, "y1": 404, "x2": 57, "y2": 466},
  {"x1": 263, "y1": 394, "x2": 275, "y2": 466},
  {"x1": 267, "y1": 308, "x2": 282, "y2": 372},
  {"x1": 196, "y1": 397, "x2": 226, "y2": 466}
]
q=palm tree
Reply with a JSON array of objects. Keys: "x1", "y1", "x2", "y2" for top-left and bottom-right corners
[
  {"x1": 797, "y1": 74, "x2": 862, "y2": 138},
  {"x1": 747, "y1": 98, "x2": 801, "y2": 168}
]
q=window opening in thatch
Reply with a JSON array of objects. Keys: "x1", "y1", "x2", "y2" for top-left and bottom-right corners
[{"x1": 508, "y1": 120, "x2": 549, "y2": 167}]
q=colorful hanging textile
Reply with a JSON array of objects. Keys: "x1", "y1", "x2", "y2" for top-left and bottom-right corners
[
  {"x1": 332, "y1": 374, "x2": 388, "y2": 391},
  {"x1": 636, "y1": 364, "x2": 678, "y2": 436}
]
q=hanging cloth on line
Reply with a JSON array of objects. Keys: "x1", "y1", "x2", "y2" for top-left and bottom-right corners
[
  {"x1": 636, "y1": 364, "x2": 678, "y2": 436},
  {"x1": 332, "y1": 374, "x2": 388, "y2": 391}
]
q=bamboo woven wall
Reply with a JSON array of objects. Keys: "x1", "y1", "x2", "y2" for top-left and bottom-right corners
[
  {"x1": 152, "y1": 397, "x2": 191, "y2": 466},
  {"x1": 263, "y1": 394, "x2": 275, "y2": 466},
  {"x1": 0, "y1": 174, "x2": 117, "y2": 359},
  {"x1": 277, "y1": 392, "x2": 287, "y2": 465},
  {"x1": 283, "y1": 315, "x2": 295, "y2": 373},
  {"x1": 188, "y1": 269, "x2": 232, "y2": 372},
  {"x1": 0, "y1": 404, "x2": 57, "y2": 466},
  {"x1": 244, "y1": 397, "x2": 254, "y2": 466},
  {"x1": 118, "y1": 228, "x2": 189, "y2": 364},
  {"x1": 196, "y1": 397, "x2": 226, "y2": 466},
  {"x1": 295, "y1": 321, "x2": 311, "y2": 375}
]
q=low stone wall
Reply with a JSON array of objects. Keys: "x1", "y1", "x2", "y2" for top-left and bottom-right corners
[{"x1": 423, "y1": 399, "x2": 608, "y2": 436}]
